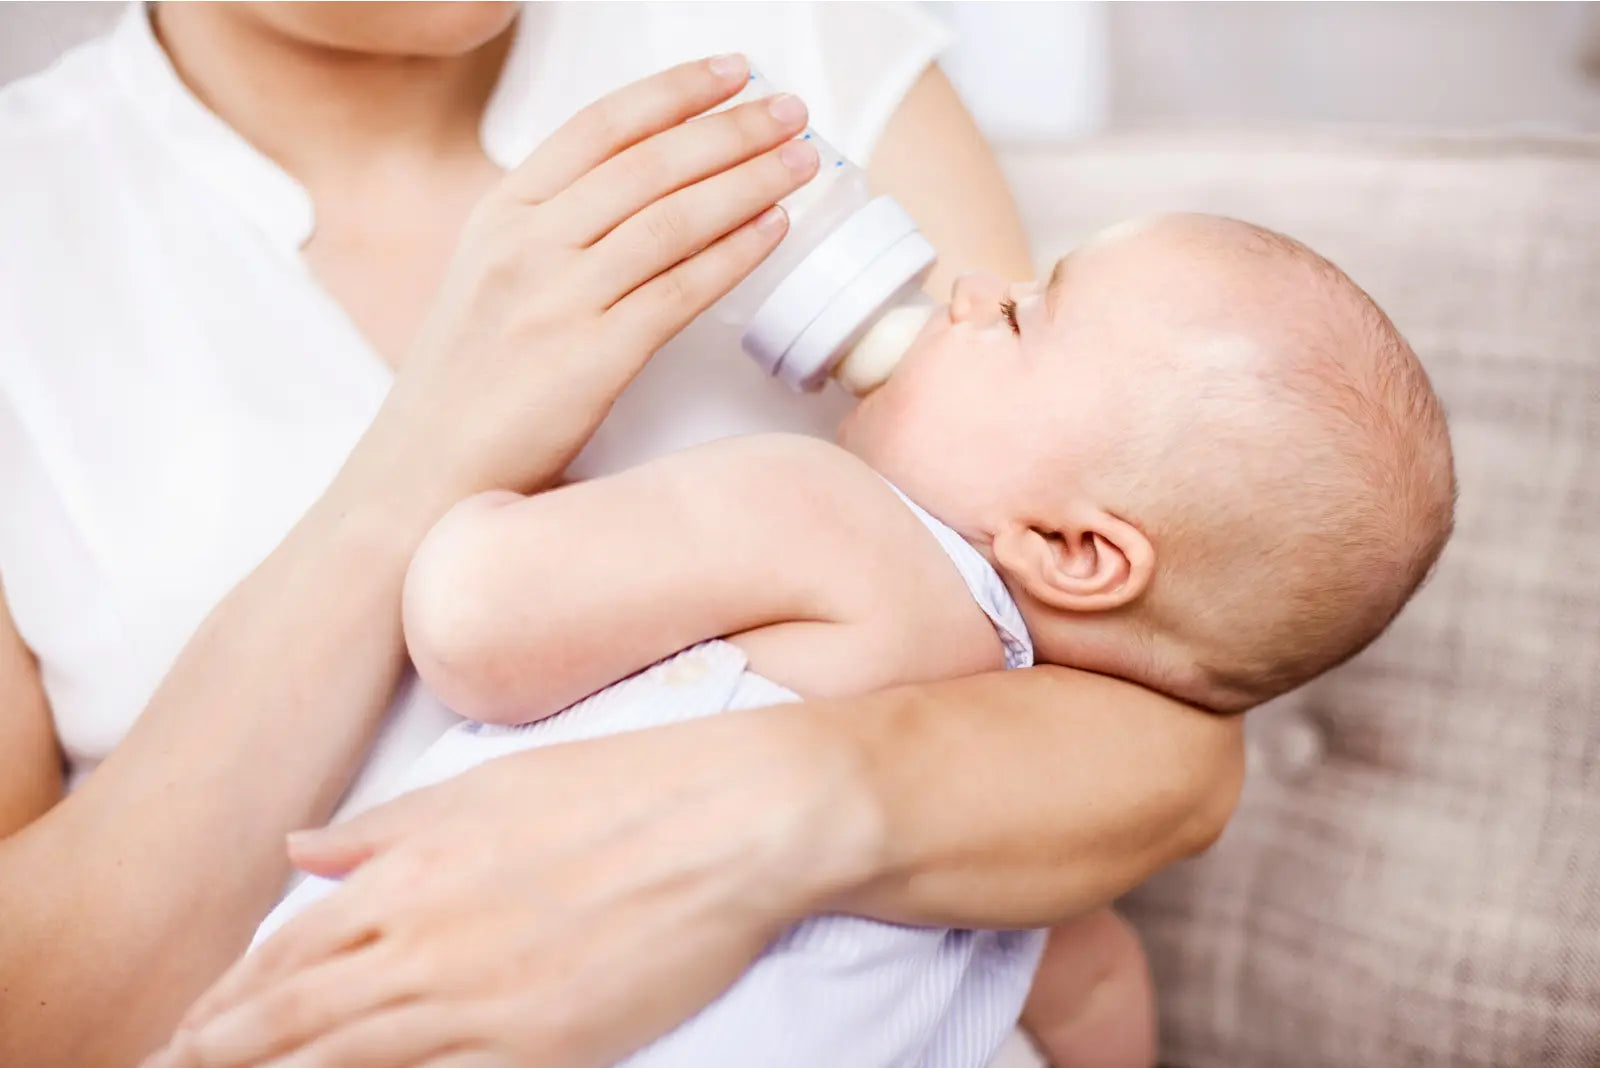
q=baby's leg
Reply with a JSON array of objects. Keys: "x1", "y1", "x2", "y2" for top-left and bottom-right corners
[
  {"x1": 622, "y1": 921, "x2": 1044, "y2": 1068},
  {"x1": 1020, "y1": 908, "x2": 1155, "y2": 1068}
]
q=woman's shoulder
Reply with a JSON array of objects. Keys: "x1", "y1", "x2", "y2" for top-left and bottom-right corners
[
  {"x1": 0, "y1": 31, "x2": 143, "y2": 262},
  {"x1": 808, "y1": 2, "x2": 955, "y2": 160},
  {"x1": 539, "y1": 2, "x2": 952, "y2": 161},
  {"x1": 0, "y1": 24, "x2": 187, "y2": 281},
  {"x1": 0, "y1": 31, "x2": 123, "y2": 163}
]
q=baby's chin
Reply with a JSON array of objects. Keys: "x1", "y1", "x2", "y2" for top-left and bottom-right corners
[
  {"x1": 835, "y1": 395, "x2": 938, "y2": 507},
  {"x1": 833, "y1": 394, "x2": 873, "y2": 455},
  {"x1": 834, "y1": 387, "x2": 902, "y2": 472}
]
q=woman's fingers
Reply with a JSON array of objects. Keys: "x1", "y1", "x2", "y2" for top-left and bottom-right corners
[
  {"x1": 167, "y1": 946, "x2": 419, "y2": 1067},
  {"x1": 254, "y1": 1004, "x2": 477, "y2": 1068},
  {"x1": 375, "y1": 56, "x2": 810, "y2": 494},
  {"x1": 418, "y1": 1054, "x2": 512, "y2": 1068},
  {"x1": 504, "y1": 55, "x2": 750, "y2": 205},
  {"x1": 285, "y1": 827, "x2": 373, "y2": 879},
  {"x1": 178, "y1": 879, "x2": 384, "y2": 1032},
  {"x1": 583, "y1": 139, "x2": 816, "y2": 305},
  {"x1": 554, "y1": 92, "x2": 809, "y2": 246},
  {"x1": 606, "y1": 204, "x2": 791, "y2": 356},
  {"x1": 286, "y1": 786, "x2": 436, "y2": 877}
]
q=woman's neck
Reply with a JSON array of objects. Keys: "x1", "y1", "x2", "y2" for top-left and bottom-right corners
[{"x1": 152, "y1": 4, "x2": 514, "y2": 189}]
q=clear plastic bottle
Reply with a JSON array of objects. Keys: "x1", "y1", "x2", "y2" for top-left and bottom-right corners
[{"x1": 711, "y1": 71, "x2": 938, "y2": 395}]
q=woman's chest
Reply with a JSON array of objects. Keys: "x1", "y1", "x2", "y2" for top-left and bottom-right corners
[
  {"x1": 1, "y1": 225, "x2": 391, "y2": 766},
  {"x1": 1, "y1": 211, "x2": 851, "y2": 774},
  {"x1": 300, "y1": 156, "x2": 501, "y2": 368}
]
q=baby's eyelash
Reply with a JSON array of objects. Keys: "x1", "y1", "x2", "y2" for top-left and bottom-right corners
[{"x1": 999, "y1": 298, "x2": 1020, "y2": 334}]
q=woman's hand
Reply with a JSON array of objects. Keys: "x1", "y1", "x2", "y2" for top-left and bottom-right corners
[
  {"x1": 377, "y1": 54, "x2": 817, "y2": 498},
  {"x1": 147, "y1": 671, "x2": 1240, "y2": 1068},
  {"x1": 148, "y1": 709, "x2": 878, "y2": 1068}
]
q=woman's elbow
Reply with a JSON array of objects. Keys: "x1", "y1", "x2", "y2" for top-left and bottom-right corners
[{"x1": 403, "y1": 491, "x2": 528, "y2": 723}]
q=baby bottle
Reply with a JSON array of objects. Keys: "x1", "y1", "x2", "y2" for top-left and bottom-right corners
[{"x1": 711, "y1": 71, "x2": 938, "y2": 396}]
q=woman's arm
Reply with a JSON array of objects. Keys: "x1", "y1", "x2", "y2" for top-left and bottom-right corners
[
  {"x1": 157, "y1": 669, "x2": 1240, "y2": 1068},
  {"x1": 299, "y1": 668, "x2": 1243, "y2": 928},
  {"x1": 0, "y1": 58, "x2": 812, "y2": 1067},
  {"x1": 0, "y1": 438, "x2": 460, "y2": 1067},
  {"x1": 0, "y1": 582, "x2": 62, "y2": 838},
  {"x1": 869, "y1": 65, "x2": 1036, "y2": 287},
  {"x1": 820, "y1": 668, "x2": 1244, "y2": 925}
]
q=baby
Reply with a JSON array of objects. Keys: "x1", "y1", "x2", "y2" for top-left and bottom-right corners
[{"x1": 259, "y1": 213, "x2": 1456, "y2": 1066}]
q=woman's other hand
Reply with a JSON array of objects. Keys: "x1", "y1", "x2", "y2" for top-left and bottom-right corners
[
  {"x1": 150, "y1": 674, "x2": 1240, "y2": 1068},
  {"x1": 148, "y1": 708, "x2": 875, "y2": 1068},
  {"x1": 381, "y1": 54, "x2": 816, "y2": 498}
]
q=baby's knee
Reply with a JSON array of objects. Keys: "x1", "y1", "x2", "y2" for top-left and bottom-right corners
[
  {"x1": 1022, "y1": 908, "x2": 1155, "y2": 1067},
  {"x1": 1051, "y1": 908, "x2": 1148, "y2": 980}
]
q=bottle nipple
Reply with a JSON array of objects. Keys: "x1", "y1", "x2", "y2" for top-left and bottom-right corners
[{"x1": 833, "y1": 295, "x2": 937, "y2": 396}]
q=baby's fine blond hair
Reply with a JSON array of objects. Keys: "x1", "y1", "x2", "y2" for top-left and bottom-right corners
[{"x1": 1112, "y1": 216, "x2": 1456, "y2": 712}]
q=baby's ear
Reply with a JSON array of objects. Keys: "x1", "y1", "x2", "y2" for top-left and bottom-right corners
[{"x1": 992, "y1": 508, "x2": 1154, "y2": 613}]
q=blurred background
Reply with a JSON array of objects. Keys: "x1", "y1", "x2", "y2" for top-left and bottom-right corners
[{"x1": 5, "y1": 1, "x2": 1600, "y2": 137}]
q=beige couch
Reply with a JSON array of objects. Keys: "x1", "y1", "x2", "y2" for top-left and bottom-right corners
[{"x1": 991, "y1": 129, "x2": 1600, "y2": 1067}]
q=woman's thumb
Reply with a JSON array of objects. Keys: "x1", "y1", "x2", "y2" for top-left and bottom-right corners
[
  {"x1": 287, "y1": 779, "x2": 447, "y2": 876},
  {"x1": 287, "y1": 811, "x2": 393, "y2": 877}
]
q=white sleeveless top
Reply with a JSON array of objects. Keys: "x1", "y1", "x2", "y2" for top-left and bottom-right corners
[{"x1": 0, "y1": 2, "x2": 952, "y2": 818}]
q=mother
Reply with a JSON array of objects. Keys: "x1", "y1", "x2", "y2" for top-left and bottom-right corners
[{"x1": 0, "y1": 4, "x2": 1242, "y2": 1065}]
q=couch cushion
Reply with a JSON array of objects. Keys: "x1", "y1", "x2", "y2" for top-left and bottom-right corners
[{"x1": 1001, "y1": 129, "x2": 1600, "y2": 1067}]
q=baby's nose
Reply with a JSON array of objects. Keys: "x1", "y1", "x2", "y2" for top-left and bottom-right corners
[{"x1": 948, "y1": 271, "x2": 1008, "y2": 325}]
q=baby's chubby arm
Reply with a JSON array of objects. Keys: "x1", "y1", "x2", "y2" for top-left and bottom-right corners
[{"x1": 402, "y1": 434, "x2": 893, "y2": 724}]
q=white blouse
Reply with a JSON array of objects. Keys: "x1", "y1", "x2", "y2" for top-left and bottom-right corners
[{"x1": 0, "y1": 2, "x2": 951, "y2": 816}]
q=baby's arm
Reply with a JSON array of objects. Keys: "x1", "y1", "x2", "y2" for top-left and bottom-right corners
[{"x1": 402, "y1": 434, "x2": 893, "y2": 724}]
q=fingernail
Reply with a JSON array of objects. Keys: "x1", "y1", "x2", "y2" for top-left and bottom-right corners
[
  {"x1": 767, "y1": 93, "x2": 806, "y2": 126},
  {"x1": 755, "y1": 206, "x2": 787, "y2": 234},
  {"x1": 779, "y1": 140, "x2": 817, "y2": 173},
  {"x1": 708, "y1": 53, "x2": 747, "y2": 80}
]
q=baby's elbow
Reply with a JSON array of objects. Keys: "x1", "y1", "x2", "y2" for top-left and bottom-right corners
[{"x1": 404, "y1": 492, "x2": 527, "y2": 724}]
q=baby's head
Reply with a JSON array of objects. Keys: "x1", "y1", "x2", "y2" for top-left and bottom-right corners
[{"x1": 839, "y1": 213, "x2": 1456, "y2": 712}]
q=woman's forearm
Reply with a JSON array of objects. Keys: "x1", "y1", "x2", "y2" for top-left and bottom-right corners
[
  {"x1": 814, "y1": 666, "x2": 1245, "y2": 928},
  {"x1": 143, "y1": 653, "x2": 1240, "y2": 1068},
  {"x1": 0, "y1": 410, "x2": 485, "y2": 1067}
]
